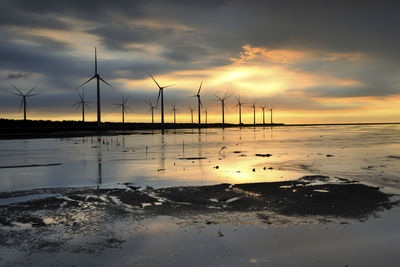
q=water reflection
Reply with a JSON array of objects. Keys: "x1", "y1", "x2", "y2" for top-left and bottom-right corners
[
  {"x1": 0, "y1": 125, "x2": 400, "y2": 193},
  {"x1": 97, "y1": 138, "x2": 102, "y2": 189}
]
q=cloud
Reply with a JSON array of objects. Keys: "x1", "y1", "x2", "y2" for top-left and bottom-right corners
[
  {"x1": 1, "y1": 0, "x2": 400, "y2": 122},
  {"x1": 5, "y1": 72, "x2": 33, "y2": 80}
]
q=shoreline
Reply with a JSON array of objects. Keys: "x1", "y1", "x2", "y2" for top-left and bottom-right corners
[{"x1": 1, "y1": 118, "x2": 399, "y2": 140}]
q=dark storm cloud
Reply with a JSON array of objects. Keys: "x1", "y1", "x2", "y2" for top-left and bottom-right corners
[{"x1": 1, "y1": 0, "x2": 400, "y2": 117}]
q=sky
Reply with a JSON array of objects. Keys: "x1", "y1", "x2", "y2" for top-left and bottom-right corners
[{"x1": 0, "y1": 0, "x2": 399, "y2": 124}]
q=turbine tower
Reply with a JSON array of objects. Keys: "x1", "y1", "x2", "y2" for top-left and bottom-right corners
[
  {"x1": 251, "y1": 100, "x2": 256, "y2": 125},
  {"x1": 192, "y1": 81, "x2": 203, "y2": 126},
  {"x1": 204, "y1": 109, "x2": 208, "y2": 124},
  {"x1": 260, "y1": 105, "x2": 266, "y2": 125},
  {"x1": 215, "y1": 92, "x2": 230, "y2": 125},
  {"x1": 73, "y1": 88, "x2": 91, "y2": 122},
  {"x1": 171, "y1": 103, "x2": 178, "y2": 124},
  {"x1": 8, "y1": 83, "x2": 39, "y2": 121},
  {"x1": 145, "y1": 99, "x2": 158, "y2": 124},
  {"x1": 77, "y1": 47, "x2": 116, "y2": 127},
  {"x1": 234, "y1": 94, "x2": 244, "y2": 125},
  {"x1": 270, "y1": 106, "x2": 274, "y2": 125},
  {"x1": 113, "y1": 95, "x2": 129, "y2": 124},
  {"x1": 148, "y1": 73, "x2": 175, "y2": 127}
]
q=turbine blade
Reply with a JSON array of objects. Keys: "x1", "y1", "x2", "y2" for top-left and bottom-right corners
[
  {"x1": 213, "y1": 94, "x2": 222, "y2": 100},
  {"x1": 74, "y1": 103, "x2": 81, "y2": 112},
  {"x1": 199, "y1": 99, "x2": 203, "y2": 109},
  {"x1": 197, "y1": 81, "x2": 202, "y2": 95},
  {"x1": 99, "y1": 77, "x2": 116, "y2": 90},
  {"x1": 9, "y1": 83, "x2": 24, "y2": 95},
  {"x1": 77, "y1": 75, "x2": 96, "y2": 89},
  {"x1": 148, "y1": 73, "x2": 161, "y2": 89},
  {"x1": 72, "y1": 101, "x2": 81, "y2": 107},
  {"x1": 19, "y1": 99, "x2": 24, "y2": 111},
  {"x1": 156, "y1": 89, "x2": 161, "y2": 106},
  {"x1": 8, "y1": 91, "x2": 21, "y2": 96},
  {"x1": 85, "y1": 103, "x2": 91, "y2": 109},
  {"x1": 26, "y1": 85, "x2": 37, "y2": 96},
  {"x1": 26, "y1": 93, "x2": 40, "y2": 97},
  {"x1": 77, "y1": 89, "x2": 83, "y2": 101},
  {"x1": 95, "y1": 47, "x2": 97, "y2": 74},
  {"x1": 163, "y1": 84, "x2": 175, "y2": 89}
]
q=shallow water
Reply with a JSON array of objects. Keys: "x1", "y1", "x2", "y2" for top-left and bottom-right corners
[{"x1": 1, "y1": 124, "x2": 400, "y2": 193}]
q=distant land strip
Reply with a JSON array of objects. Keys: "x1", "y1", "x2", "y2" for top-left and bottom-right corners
[{"x1": 0, "y1": 118, "x2": 399, "y2": 139}]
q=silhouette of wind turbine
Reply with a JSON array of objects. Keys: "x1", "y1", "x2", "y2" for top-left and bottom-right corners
[
  {"x1": 148, "y1": 73, "x2": 175, "y2": 127},
  {"x1": 187, "y1": 105, "x2": 195, "y2": 124},
  {"x1": 146, "y1": 99, "x2": 158, "y2": 124},
  {"x1": 192, "y1": 81, "x2": 203, "y2": 125},
  {"x1": 76, "y1": 47, "x2": 116, "y2": 127},
  {"x1": 73, "y1": 88, "x2": 91, "y2": 122},
  {"x1": 171, "y1": 103, "x2": 178, "y2": 124},
  {"x1": 259, "y1": 104, "x2": 267, "y2": 125},
  {"x1": 270, "y1": 106, "x2": 274, "y2": 125},
  {"x1": 251, "y1": 100, "x2": 256, "y2": 125},
  {"x1": 113, "y1": 95, "x2": 129, "y2": 124},
  {"x1": 214, "y1": 91, "x2": 230, "y2": 125},
  {"x1": 234, "y1": 94, "x2": 244, "y2": 125},
  {"x1": 8, "y1": 83, "x2": 39, "y2": 121},
  {"x1": 204, "y1": 109, "x2": 208, "y2": 124}
]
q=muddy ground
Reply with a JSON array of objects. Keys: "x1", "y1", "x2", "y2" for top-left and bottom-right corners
[{"x1": 0, "y1": 175, "x2": 398, "y2": 260}]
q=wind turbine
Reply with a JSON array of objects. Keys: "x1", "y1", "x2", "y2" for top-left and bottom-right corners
[
  {"x1": 259, "y1": 105, "x2": 267, "y2": 125},
  {"x1": 270, "y1": 106, "x2": 274, "y2": 125},
  {"x1": 113, "y1": 95, "x2": 129, "y2": 124},
  {"x1": 171, "y1": 103, "x2": 178, "y2": 124},
  {"x1": 73, "y1": 88, "x2": 91, "y2": 122},
  {"x1": 76, "y1": 47, "x2": 116, "y2": 127},
  {"x1": 214, "y1": 91, "x2": 230, "y2": 125},
  {"x1": 148, "y1": 73, "x2": 175, "y2": 127},
  {"x1": 145, "y1": 99, "x2": 158, "y2": 124},
  {"x1": 234, "y1": 94, "x2": 244, "y2": 125},
  {"x1": 204, "y1": 109, "x2": 208, "y2": 124},
  {"x1": 192, "y1": 81, "x2": 203, "y2": 125},
  {"x1": 8, "y1": 83, "x2": 39, "y2": 121},
  {"x1": 251, "y1": 100, "x2": 256, "y2": 125},
  {"x1": 187, "y1": 105, "x2": 195, "y2": 124}
]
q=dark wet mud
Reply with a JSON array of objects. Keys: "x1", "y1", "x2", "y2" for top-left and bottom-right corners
[{"x1": 0, "y1": 176, "x2": 398, "y2": 259}]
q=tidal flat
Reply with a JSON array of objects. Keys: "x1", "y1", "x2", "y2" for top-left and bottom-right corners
[{"x1": 1, "y1": 125, "x2": 400, "y2": 266}]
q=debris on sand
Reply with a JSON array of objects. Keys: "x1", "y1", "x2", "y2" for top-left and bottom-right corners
[
  {"x1": 0, "y1": 163, "x2": 63, "y2": 169},
  {"x1": 178, "y1": 157, "x2": 208, "y2": 160},
  {"x1": 255, "y1": 153, "x2": 272, "y2": 157}
]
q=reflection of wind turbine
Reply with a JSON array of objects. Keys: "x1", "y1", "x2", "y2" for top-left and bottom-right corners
[
  {"x1": 171, "y1": 103, "x2": 178, "y2": 124},
  {"x1": 145, "y1": 99, "x2": 158, "y2": 124},
  {"x1": 148, "y1": 73, "x2": 175, "y2": 127},
  {"x1": 113, "y1": 95, "x2": 129, "y2": 124},
  {"x1": 214, "y1": 91, "x2": 230, "y2": 125},
  {"x1": 76, "y1": 47, "x2": 116, "y2": 127},
  {"x1": 192, "y1": 81, "x2": 203, "y2": 125},
  {"x1": 187, "y1": 105, "x2": 195, "y2": 124},
  {"x1": 234, "y1": 94, "x2": 244, "y2": 125},
  {"x1": 73, "y1": 88, "x2": 91, "y2": 122},
  {"x1": 8, "y1": 83, "x2": 39, "y2": 121},
  {"x1": 259, "y1": 104, "x2": 267, "y2": 125}
]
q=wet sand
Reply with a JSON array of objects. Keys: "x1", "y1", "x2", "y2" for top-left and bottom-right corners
[{"x1": 0, "y1": 176, "x2": 399, "y2": 266}]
